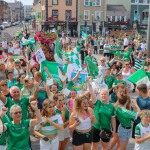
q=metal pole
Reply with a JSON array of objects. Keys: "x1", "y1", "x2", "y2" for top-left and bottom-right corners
[
  {"x1": 92, "y1": 15, "x2": 93, "y2": 36},
  {"x1": 147, "y1": 4, "x2": 150, "y2": 58}
]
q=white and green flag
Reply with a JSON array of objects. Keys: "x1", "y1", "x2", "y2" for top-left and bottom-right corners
[
  {"x1": 65, "y1": 46, "x2": 82, "y2": 71},
  {"x1": 127, "y1": 69, "x2": 150, "y2": 86},
  {"x1": 54, "y1": 38, "x2": 63, "y2": 64}
]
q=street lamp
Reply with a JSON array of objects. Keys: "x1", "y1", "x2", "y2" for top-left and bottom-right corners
[{"x1": 92, "y1": 14, "x2": 94, "y2": 36}]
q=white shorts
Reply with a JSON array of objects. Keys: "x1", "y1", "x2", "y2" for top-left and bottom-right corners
[
  {"x1": 40, "y1": 136, "x2": 59, "y2": 150},
  {"x1": 0, "y1": 145, "x2": 7, "y2": 150},
  {"x1": 58, "y1": 127, "x2": 70, "y2": 141}
]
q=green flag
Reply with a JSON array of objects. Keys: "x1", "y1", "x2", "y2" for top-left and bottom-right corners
[
  {"x1": 54, "y1": 38, "x2": 63, "y2": 64},
  {"x1": 127, "y1": 69, "x2": 149, "y2": 85},
  {"x1": 85, "y1": 58, "x2": 99, "y2": 78},
  {"x1": 65, "y1": 47, "x2": 83, "y2": 71}
]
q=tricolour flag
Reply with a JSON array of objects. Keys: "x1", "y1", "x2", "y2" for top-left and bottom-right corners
[
  {"x1": 82, "y1": 31, "x2": 88, "y2": 40},
  {"x1": 54, "y1": 38, "x2": 63, "y2": 64},
  {"x1": 40, "y1": 61, "x2": 66, "y2": 84},
  {"x1": 85, "y1": 58, "x2": 99, "y2": 78},
  {"x1": 127, "y1": 69, "x2": 150, "y2": 86},
  {"x1": 65, "y1": 46, "x2": 83, "y2": 71}
]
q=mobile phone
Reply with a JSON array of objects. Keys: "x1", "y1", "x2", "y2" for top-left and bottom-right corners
[
  {"x1": 73, "y1": 116, "x2": 79, "y2": 122},
  {"x1": 43, "y1": 137, "x2": 49, "y2": 142}
]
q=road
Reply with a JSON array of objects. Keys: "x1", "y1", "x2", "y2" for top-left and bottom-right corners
[{"x1": 3, "y1": 26, "x2": 136, "y2": 150}]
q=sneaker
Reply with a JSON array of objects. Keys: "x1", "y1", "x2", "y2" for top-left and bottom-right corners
[{"x1": 132, "y1": 89, "x2": 135, "y2": 93}]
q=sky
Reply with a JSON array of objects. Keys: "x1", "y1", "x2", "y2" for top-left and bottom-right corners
[{"x1": 4, "y1": 0, "x2": 34, "y2": 5}]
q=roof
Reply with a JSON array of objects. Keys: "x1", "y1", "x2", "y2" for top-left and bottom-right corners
[{"x1": 107, "y1": 5, "x2": 127, "y2": 12}]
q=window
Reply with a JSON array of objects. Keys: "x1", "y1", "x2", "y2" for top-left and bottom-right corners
[
  {"x1": 95, "y1": 0, "x2": 101, "y2": 6},
  {"x1": 120, "y1": 16, "x2": 125, "y2": 22},
  {"x1": 135, "y1": 0, "x2": 139, "y2": 3},
  {"x1": 84, "y1": 10, "x2": 90, "y2": 20},
  {"x1": 143, "y1": 0, "x2": 148, "y2": 4},
  {"x1": 95, "y1": 11, "x2": 101, "y2": 21},
  {"x1": 52, "y1": 10, "x2": 58, "y2": 16},
  {"x1": 84, "y1": 0, "x2": 89, "y2": 6},
  {"x1": 52, "y1": 0, "x2": 58, "y2": 5},
  {"x1": 66, "y1": 0, "x2": 72, "y2": 5},
  {"x1": 112, "y1": 16, "x2": 115, "y2": 21},
  {"x1": 66, "y1": 10, "x2": 72, "y2": 20}
]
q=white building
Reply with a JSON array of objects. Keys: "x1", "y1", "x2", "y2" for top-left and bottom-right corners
[{"x1": 24, "y1": 5, "x2": 32, "y2": 20}]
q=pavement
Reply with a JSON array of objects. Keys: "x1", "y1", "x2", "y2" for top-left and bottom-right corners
[{"x1": 2, "y1": 26, "x2": 137, "y2": 150}]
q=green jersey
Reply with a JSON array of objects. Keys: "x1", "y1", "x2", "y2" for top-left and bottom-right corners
[
  {"x1": 5, "y1": 120, "x2": 30, "y2": 150},
  {"x1": 14, "y1": 83, "x2": 24, "y2": 90},
  {"x1": 99, "y1": 101, "x2": 115, "y2": 131},
  {"x1": 92, "y1": 100, "x2": 101, "y2": 130},
  {"x1": 113, "y1": 79, "x2": 126, "y2": 86},
  {"x1": 5, "y1": 97, "x2": 30, "y2": 120},
  {"x1": 55, "y1": 107, "x2": 69, "y2": 122},
  {"x1": 124, "y1": 51, "x2": 131, "y2": 61},
  {"x1": 110, "y1": 93, "x2": 118, "y2": 104},
  {"x1": 105, "y1": 75, "x2": 115, "y2": 89},
  {"x1": 116, "y1": 106, "x2": 138, "y2": 127}
]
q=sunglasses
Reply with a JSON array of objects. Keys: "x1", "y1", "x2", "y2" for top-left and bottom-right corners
[
  {"x1": 125, "y1": 64, "x2": 129, "y2": 65},
  {"x1": 1, "y1": 84, "x2": 7, "y2": 87},
  {"x1": 14, "y1": 111, "x2": 22, "y2": 115}
]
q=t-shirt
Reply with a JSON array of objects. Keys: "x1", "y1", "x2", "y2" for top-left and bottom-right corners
[
  {"x1": 134, "y1": 122, "x2": 150, "y2": 150},
  {"x1": 103, "y1": 44, "x2": 111, "y2": 53},
  {"x1": 134, "y1": 57, "x2": 145, "y2": 71},
  {"x1": 99, "y1": 101, "x2": 115, "y2": 131},
  {"x1": 34, "y1": 114, "x2": 63, "y2": 135},
  {"x1": 124, "y1": 51, "x2": 131, "y2": 61},
  {"x1": 5, "y1": 97, "x2": 30, "y2": 120},
  {"x1": 113, "y1": 79, "x2": 127, "y2": 86},
  {"x1": 115, "y1": 106, "x2": 138, "y2": 127},
  {"x1": 105, "y1": 75, "x2": 115, "y2": 89},
  {"x1": 55, "y1": 107, "x2": 69, "y2": 123},
  {"x1": 7, "y1": 78, "x2": 17, "y2": 88},
  {"x1": 5, "y1": 120, "x2": 30, "y2": 150},
  {"x1": 110, "y1": 93, "x2": 118, "y2": 103}
]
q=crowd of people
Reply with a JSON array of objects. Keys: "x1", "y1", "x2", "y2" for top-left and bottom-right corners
[{"x1": 0, "y1": 29, "x2": 150, "y2": 150}]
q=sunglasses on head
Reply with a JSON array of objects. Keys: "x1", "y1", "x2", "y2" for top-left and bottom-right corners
[{"x1": 14, "y1": 111, "x2": 22, "y2": 115}]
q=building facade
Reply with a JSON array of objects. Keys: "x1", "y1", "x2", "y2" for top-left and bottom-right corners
[
  {"x1": 0, "y1": 1, "x2": 11, "y2": 23},
  {"x1": 130, "y1": 0, "x2": 149, "y2": 25},
  {"x1": 24, "y1": 5, "x2": 33, "y2": 21},
  {"x1": 38, "y1": 0, "x2": 78, "y2": 35},
  {"x1": 77, "y1": 0, "x2": 106, "y2": 36},
  {"x1": 106, "y1": 5, "x2": 130, "y2": 30},
  {"x1": 8, "y1": 1, "x2": 24, "y2": 22}
]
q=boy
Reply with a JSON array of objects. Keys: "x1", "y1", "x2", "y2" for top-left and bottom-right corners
[{"x1": 134, "y1": 110, "x2": 150, "y2": 150}]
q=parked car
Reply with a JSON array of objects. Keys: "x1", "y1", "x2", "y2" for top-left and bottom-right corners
[
  {"x1": 2, "y1": 22, "x2": 10, "y2": 28},
  {"x1": 12, "y1": 22, "x2": 17, "y2": 26},
  {"x1": 0, "y1": 24, "x2": 5, "y2": 30}
]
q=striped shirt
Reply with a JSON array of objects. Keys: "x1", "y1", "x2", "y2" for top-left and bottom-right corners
[
  {"x1": 134, "y1": 57, "x2": 145, "y2": 71},
  {"x1": 34, "y1": 114, "x2": 63, "y2": 135}
]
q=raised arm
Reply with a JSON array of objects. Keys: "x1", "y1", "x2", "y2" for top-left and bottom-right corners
[
  {"x1": 44, "y1": 67, "x2": 52, "y2": 78},
  {"x1": 30, "y1": 101, "x2": 41, "y2": 127},
  {"x1": 30, "y1": 81, "x2": 39, "y2": 102},
  {"x1": 86, "y1": 76, "x2": 96, "y2": 104},
  {"x1": 72, "y1": 71, "x2": 80, "y2": 83}
]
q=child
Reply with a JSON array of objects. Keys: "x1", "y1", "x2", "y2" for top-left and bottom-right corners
[{"x1": 134, "y1": 110, "x2": 150, "y2": 150}]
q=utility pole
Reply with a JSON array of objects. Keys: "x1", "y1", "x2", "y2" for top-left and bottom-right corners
[{"x1": 147, "y1": 3, "x2": 150, "y2": 58}]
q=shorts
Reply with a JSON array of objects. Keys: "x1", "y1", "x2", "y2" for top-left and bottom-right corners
[
  {"x1": 58, "y1": 127, "x2": 70, "y2": 141},
  {"x1": 40, "y1": 136, "x2": 59, "y2": 150},
  {"x1": 91, "y1": 126, "x2": 100, "y2": 143},
  {"x1": 72, "y1": 130, "x2": 92, "y2": 146},
  {"x1": 0, "y1": 145, "x2": 7, "y2": 150},
  {"x1": 118, "y1": 125, "x2": 132, "y2": 141},
  {"x1": 104, "y1": 53, "x2": 111, "y2": 57}
]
